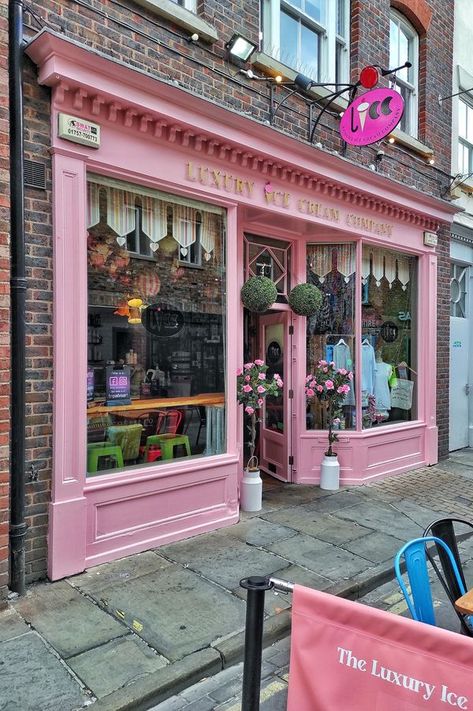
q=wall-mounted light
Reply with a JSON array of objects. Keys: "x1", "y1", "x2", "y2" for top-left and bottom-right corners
[
  {"x1": 428, "y1": 157, "x2": 435, "y2": 165},
  {"x1": 388, "y1": 136, "x2": 395, "y2": 144},
  {"x1": 225, "y1": 34, "x2": 257, "y2": 64}
]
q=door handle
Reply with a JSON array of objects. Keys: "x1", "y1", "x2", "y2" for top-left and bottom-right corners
[{"x1": 465, "y1": 384, "x2": 471, "y2": 395}]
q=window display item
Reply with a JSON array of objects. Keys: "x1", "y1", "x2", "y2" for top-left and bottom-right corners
[
  {"x1": 333, "y1": 339, "x2": 355, "y2": 405},
  {"x1": 391, "y1": 379, "x2": 414, "y2": 410},
  {"x1": 361, "y1": 340, "x2": 376, "y2": 406},
  {"x1": 374, "y1": 359, "x2": 393, "y2": 412}
]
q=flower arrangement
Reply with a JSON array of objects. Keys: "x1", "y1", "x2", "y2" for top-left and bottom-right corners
[
  {"x1": 237, "y1": 360, "x2": 283, "y2": 469},
  {"x1": 305, "y1": 360, "x2": 353, "y2": 456}
]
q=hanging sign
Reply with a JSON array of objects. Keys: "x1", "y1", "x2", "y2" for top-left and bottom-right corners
[
  {"x1": 380, "y1": 321, "x2": 399, "y2": 343},
  {"x1": 340, "y1": 89, "x2": 404, "y2": 146},
  {"x1": 143, "y1": 304, "x2": 184, "y2": 337},
  {"x1": 58, "y1": 113, "x2": 101, "y2": 148},
  {"x1": 106, "y1": 365, "x2": 131, "y2": 406}
]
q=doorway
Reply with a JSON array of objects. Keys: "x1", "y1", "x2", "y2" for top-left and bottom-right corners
[
  {"x1": 449, "y1": 259, "x2": 472, "y2": 451},
  {"x1": 257, "y1": 311, "x2": 292, "y2": 482}
]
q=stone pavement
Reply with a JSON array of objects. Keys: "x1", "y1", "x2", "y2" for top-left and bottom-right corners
[{"x1": 1, "y1": 451, "x2": 473, "y2": 711}]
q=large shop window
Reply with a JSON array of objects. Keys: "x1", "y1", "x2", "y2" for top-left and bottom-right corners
[
  {"x1": 306, "y1": 244, "x2": 417, "y2": 432},
  {"x1": 86, "y1": 177, "x2": 226, "y2": 477}
]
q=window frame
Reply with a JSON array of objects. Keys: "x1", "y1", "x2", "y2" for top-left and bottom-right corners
[
  {"x1": 389, "y1": 9, "x2": 419, "y2": 138},
  {"x1": 458, "y1": 97, "x2": 473, "y2": 176},
  {"x1": 171, "y1": 0, "x2": 197, "y2": 11},
  {"x1": 261, "y1": 0, "x2": 349, "y2": 84}
]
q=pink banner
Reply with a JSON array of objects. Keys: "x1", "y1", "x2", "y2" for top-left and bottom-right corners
[{"x1": 288, "y1": 585, "x2": 473, "y2": 710}]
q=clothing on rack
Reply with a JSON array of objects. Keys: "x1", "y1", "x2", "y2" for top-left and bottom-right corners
[
  {"x1": 361, "y1": 341, "x2": 377, "y2": 406},
  {"x1": 374, "y1": 361, "x2": 393, "y2": 412},
  {"x1": 333, "y1": 340, "x2": 355, "y2": 406}
]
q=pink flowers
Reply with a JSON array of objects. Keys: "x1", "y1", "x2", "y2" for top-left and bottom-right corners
[
  {"x1": 316, "y1": 385, "x2": 324, "y2": 392},
  {"x1": 257, "y1": 385, "x2": 266, "y2": 394},
  {"x1": 242, "y1": 384, "x2": 253, "y2": 393},
  {"x1": 254, "y1": 359, "x2": 264, "y2": 366},
  {"x1": 245, "y1": 406, "x2": 254, "y2": 415},
  {"x1": 325, "y1": 380, "x2": 334, "y2": 390},
  {"x1": 258, "y1": 372, "x2": 266, "y2": 380},
  {"x1": 337, "y1": 384, "x2": 350, "y2": 394}
]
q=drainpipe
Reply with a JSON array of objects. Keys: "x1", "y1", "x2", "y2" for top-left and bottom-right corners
[{"x1": 8, "y1": 0, "x2": 27, "y2": 595}]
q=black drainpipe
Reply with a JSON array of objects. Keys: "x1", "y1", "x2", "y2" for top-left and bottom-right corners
[{"x1": 9, "y1": 0, "x2": 27, "y2": 595}]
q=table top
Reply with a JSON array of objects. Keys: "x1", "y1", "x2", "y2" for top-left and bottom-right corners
[
  {"x1": 455, "y1": 588, "x2": 473, "y2": 615},
  {"x1": 87, "y1": 393, "x2": 225, "y2": 416}
]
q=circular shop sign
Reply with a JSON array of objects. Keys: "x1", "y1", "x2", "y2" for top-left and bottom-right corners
[
  {"x1": 340, "y1": 88, "x2": 404, "y2": 146},
  {"x1": 143, "y1": 303, "x2": 184, "y2": 337},
  {"x1": 380, "y1": 321, "x2": 399, "y2": 343}
]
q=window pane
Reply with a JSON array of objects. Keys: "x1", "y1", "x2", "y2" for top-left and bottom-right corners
[
  {"x1": 397, "y1": 29, "x2": 409, "y2": 81},
  {"x1": 467, "y1": 105, "x2": 473, "y2": 144},
  {"x1": 86, "y1": 179, "x2": 226, "y2": 477},
  {"x1": 361, "y1": 246, "x2": 417, "y2": 429},
  {"x1": 336, "y1": 0, "x2": 345, "y2": 36},
  {"x1": 301, "y1": 23, "x2": 319, "y2": 79},
  {"x1": 459, "y1": 100, "x2": 467, "y2": 139},
  {"x1": 286, "y1": 0, "x2": 303, "y2": 9},
  {"x1": 306, "y1": 244, "x2": 356, "y2": 432},
  {"x1": 280, "y1": 11, "x2": 299, "y2": 71},
  {"x1": 390, "y1": 19, "x2": 399, "y2": 68},
  {"x1": 305, "y1": 0, "x2": 326, "y2": 24}
]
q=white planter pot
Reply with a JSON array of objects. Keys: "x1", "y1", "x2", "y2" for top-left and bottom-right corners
[
  {"x1": 320, "y1": 455, "x2": 340, "y2": 490},
  {"x1": 241, "y1": 468, "x2": 263, "y2": 512}
]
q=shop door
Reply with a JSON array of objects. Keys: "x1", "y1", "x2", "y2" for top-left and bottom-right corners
[
  {"x1": 449, "y1": 262, "x2": 470, "y2": 451},
  {"x1": 259, "y1": 312, "x2": 292, "y2": 481}
]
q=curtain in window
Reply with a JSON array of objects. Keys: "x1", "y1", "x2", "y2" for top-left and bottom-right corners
[
  {"x1": 141, "y1": 196, "x2": 168, "y2": 249},
  {"x1": 172, "y1": 205, "x2": 197, "y2": 257},
  {"x1": 309, "y1": 247, "x2": 332, "y2": 282},
  {"x1": 335, "y1": 244, "x2": 355, "y2": 283},
  {"x1": 201, "y1": 212, "x2": 219, "y2": 261},
  {"x1": 384, "y1": 252, "x2": 397, "y2": 289},
  {"x1": 87, "y1": 182, "x2": 100, "y2": 229},
  {"x1": 397, "y1": 256, "x2": 410, "y2": 290},
  {"x1": 362, "y1": 251, "x2": 370, "y2": 285},
  {"x1": 106, "y1": 187, "x2": 136, "y2": 237}
]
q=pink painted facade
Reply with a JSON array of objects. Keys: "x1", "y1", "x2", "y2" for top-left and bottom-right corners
[{"x1": 26, "y1": 31, "x2": 457, "y2": 580}]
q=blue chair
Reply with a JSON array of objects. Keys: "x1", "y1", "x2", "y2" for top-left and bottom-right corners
[{"x1": 394, "y1": 536, "x2": 467, "y2": 626}]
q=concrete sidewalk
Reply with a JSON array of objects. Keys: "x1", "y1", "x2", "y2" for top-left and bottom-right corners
[{"x1": 2, "y1": 452, "x2": 473, "y2": 711}]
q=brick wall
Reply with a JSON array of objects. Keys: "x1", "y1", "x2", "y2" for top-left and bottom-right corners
[
  {"x1": 21, "y1": 0, "x2": 454, "y2": 581},
  {"x1": 0, "y1": 0, "x2": 10, "y2": 604}
]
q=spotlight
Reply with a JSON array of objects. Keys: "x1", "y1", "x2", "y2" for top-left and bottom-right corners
[
  {"x1": 428, "y1": 157, "x2": 435, "y2": 165},
  {"x1": 225, "y1": 33, "x2": 257, "y2": 64},
  {"x1": 189, "y1": 33, "x2": 199, "y2": 43},
  {"x1": 294, "y1": 73, "x2": 314, "y2": 92},
  {"x1": 275, "y1": 75, "x2": 283, "y2": 83},
  {"x1": 388, "y1": 136, "x2": 395, "y2": 144}
]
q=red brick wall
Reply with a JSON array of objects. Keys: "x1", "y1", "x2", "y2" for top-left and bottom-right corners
[
  {"x1": 21, "y1": 0, "x2": 454, "y2": 580},
  {"x1": 0, "y1": 0, "x2": 10, "y2": 604}
]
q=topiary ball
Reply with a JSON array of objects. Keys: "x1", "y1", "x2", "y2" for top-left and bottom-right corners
[
  {"x1": 288, "y1": 283, "x2": 323, "y2": 316},
  {"x1": 241, "y1": 276, "x2": 278, "y2": 313}
]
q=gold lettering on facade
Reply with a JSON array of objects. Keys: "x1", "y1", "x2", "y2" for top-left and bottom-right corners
[
  {"x1": 212, "y1": 170, "x2": 222, "y2": 189},
  {"x1": 345, "y1": 213, "x2": 393, "y2": 237},
  {"x1": 185, "y1": 163, "x2": 255, "y2": 197},
  {"x1": 186, "y1": 161, "x2": 197, "y2": 181},
  {"x1": 264, "y1": 190, "x2": 291, "y2": 208}
]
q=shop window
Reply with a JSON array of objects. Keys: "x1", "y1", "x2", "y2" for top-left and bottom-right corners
[
  {"x1": 306, "y1": 243, "x2": 356, "y2": 432},
  {"x1": 361, "y1": 245, "x2": 417, "y2": 428},
  {"x1": 244, "y1": 234, "x2": 291, "y2": 302},
  {"x1": 450, "y1": 262, "x2": 468, "y2": 318},
  {"x1": 389, "y1": 9, "x2": 418, "y2": 136},
  {"x1": 261, "y1": 0, "x2": 349, "y2": 84},
  {"x1": 86, "y1": 176, "x2": 226, "y2": 477},
  {"x1": 458, "y1": 99, "x2": 473, "y2": 175}
]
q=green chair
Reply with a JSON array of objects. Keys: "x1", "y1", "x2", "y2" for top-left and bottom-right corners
[
  {"x1": 87, "y1": 442, "x2": 124, "y2": 474},
  {"x1": 144, "y1": 433, "x2": 191, "y2": 460},
  {"x1": 107, "y1": 424, "x2": 143, "y2": 462}
]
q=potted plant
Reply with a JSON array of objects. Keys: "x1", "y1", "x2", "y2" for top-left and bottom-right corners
[
  {"x1": 237, "y1": 360, "x2": 283, "y2": 510},
  {"x1": 288, "y1": 283, "x2": 323, "y2": 316},
  {"x1": 305, "y1": 360, "x2": 353, "y2": 490},
  {"x1": 240, "y1": 276, "x2": 278, "y2": 313}
]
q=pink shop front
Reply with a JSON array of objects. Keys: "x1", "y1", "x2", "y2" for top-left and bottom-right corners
[{"x1": 27, "y1": 32, "x2": 456, "y2": 580}]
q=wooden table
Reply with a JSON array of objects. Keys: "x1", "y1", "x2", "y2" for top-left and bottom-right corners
[
  {"x1": 455, "y1": 589, "x2": 473, "y2": 615},
  {"x1": 87, "y1": 393, "x2": 225, "y2": 417}
]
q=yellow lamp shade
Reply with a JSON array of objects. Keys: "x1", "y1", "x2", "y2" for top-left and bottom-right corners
[{"x1": 127, "y1": 297, "x2": 143, "y2": 308}]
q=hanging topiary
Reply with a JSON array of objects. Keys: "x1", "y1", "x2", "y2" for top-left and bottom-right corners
[
  {"x1": 241, "y1": 276, "x2": 278, "y2": 313},
  {"x1": 288, "y1": 283, "x2": 323, "y2": 316}
]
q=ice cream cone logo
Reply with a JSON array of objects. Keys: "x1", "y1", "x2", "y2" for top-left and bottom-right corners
[{"x1": 357, "y1": 101, "x2": 370, "y2": 130}]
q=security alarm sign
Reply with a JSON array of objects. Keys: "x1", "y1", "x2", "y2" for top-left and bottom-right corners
[
  {"x1": 58, "y1": 113, "x2": 101, "y2": 148},
  {"x1": 340, "y1": 88, "x2": 404, "y2": 146}
]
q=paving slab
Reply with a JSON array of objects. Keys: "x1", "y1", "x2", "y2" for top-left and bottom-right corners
[
  {"x1": 267, "y1": 533, "x2": 371, "y2": 580},
  {"x1": 71, "y1": 551, "x2": 172, "y2": 596},
  {"x1": 87, "y1": 566, "x2": 246, "y2": 662},
  {"x1": 262, "y1": 506, "x2": 373, "y2": 544},
  {"x1": 223, "y1": 518, "x2": 297, "y2": 547},
  {"x1": 160, "y1": 531, "x2": 290, "y2": 590},
  {"x1": 339, "y1": 530, "x2": 404, "y2": 564},
  {"x1": 301, "y1": 489, "x2": 367, "y2": 513},
  {"x1": 0, "y1": 608, "x2": 30, "y2": 642},
  {"x1": 13, "y1": 580, "x2": 128, "y2": 658},
  {"x1": 67, "y1": 634, "x2": 168, "y2": 698},
  {"x1": 332, "y1": 499, "x2": 423, "y2": 540},
  {"x1": 268, "y1": 563, "x2": 333, "y2": 591},
  {"x1": 0, "y1": 632, "x2": 89, "y2": 711}
]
